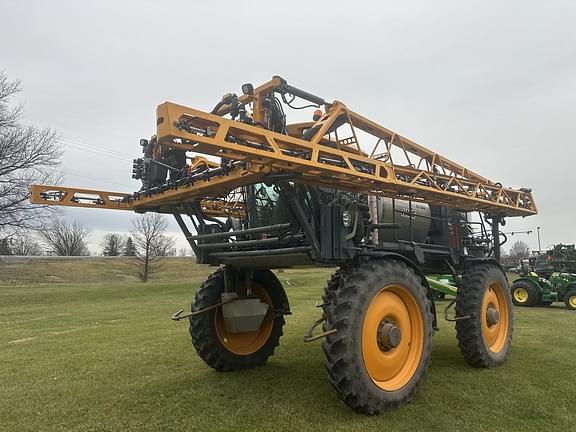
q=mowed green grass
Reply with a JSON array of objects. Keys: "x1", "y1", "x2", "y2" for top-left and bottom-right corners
[{"x1": 0, "y1": 259, "x2": 574, "y2": 432}]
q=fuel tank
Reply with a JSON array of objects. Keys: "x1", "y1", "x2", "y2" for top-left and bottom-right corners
[{"x1": 376, "y1": 197, "x2": 431, "y2": 243}]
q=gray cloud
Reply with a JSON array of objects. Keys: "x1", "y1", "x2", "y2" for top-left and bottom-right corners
[{"x1": 1, "y1": 0, "x2": 574, "y2": 253}]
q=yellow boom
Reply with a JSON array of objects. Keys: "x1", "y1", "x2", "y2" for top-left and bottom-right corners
[{"x1": 31, "y1": 76, "x2": 536, "y2": 218}]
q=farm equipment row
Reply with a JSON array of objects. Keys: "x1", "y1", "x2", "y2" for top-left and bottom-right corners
[{"x1": 511, "y1": 244, "x2": 576, "y2": 310}]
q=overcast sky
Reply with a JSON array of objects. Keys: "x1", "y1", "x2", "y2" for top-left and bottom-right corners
[{"x1": 1, "y1": 0, "x2": 574, "y2": 253}]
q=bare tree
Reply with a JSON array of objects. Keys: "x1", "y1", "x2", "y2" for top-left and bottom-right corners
[
  {"x1": 10, "y1": 232, "x2": 42, "y2": 256},
  {"x1": 506, "y1": 240, "x2": 531, "y2": 266},
  {"x1": 38, "y1": 219, "x2": 90, "y2": 256},
  {"x1": 131, "y1": 213, "x2": 175, "y2": 282},
  {"x1": 101, "y1": 233, "x2": 125, "y2": 256},
  {"x1": 0, "y1": 72, "x2": 62, "y2": 241}
]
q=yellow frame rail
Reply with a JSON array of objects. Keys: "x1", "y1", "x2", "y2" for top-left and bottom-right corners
[{"x1": 30, "y1": 185, "x2": 245, "y2": 218}]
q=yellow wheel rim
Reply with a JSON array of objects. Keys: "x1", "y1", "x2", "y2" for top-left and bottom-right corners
[
  {"x1": 513, "y1": 287, "x2": 529, "y2": 303},
  {"x1": 569, "y1": 295, "x2": 576, "y2": 308},
  {"x1": 481, "y1": 282, "x2": 510, "y2": 353},
  {"x1": 362, "y1": 284, "x2": 424, "y2": 391},
  {"x1": 215, "y1": 283, "x2": 273, "y2": 355}
]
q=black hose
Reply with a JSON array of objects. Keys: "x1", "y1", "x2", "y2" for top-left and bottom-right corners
[
  {"x1": 210, "y1": 100, "x2": 226, "y2": 115},
  {"x1": 281, "y1": 92, "x2": 320, "y2": 110}
]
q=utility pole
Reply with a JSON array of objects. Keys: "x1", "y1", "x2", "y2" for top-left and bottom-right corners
[{"x1": 537, "y1": 226, "x2": 542, "y2": 252}]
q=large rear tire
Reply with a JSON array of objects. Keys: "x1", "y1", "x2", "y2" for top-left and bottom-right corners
[
  {"x1": 189, "y1": 268, "x2": 286, "y2": 371},
  {"x1": 322, "y1": 260, "x2": 433, "y2": 414},
  {"x1": 456, "y1": 264, "x2": 513, "y2": 368}
]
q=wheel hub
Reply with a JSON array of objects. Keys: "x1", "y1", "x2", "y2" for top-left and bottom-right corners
[
  {"x1": 377, "y1": 320, "x2": 401, "y2": 351},
  {"x1": 486, "y1": 306, "x2": 500, "y2": 326},
  {"x1": 514, "y1": 288, "x2": 528, "y2": 303}
]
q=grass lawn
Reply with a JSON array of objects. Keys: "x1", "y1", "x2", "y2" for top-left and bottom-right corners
[{"x1": 0, "y1": 259, "x2": 574, "y2": 431}]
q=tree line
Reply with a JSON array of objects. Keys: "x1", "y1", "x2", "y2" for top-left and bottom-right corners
[
  {"x1": 0, "y1": 70, "x2": 186, "y2": 282},
  {"x1": 0, "y1": 213, "x2": 183, "y2": 282}
]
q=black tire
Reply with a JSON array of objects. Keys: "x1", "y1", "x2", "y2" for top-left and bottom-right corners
[
  {"x1": 321, "y1": 268, "x2": 347, "y2": 310},
  {"x1": 456, "y1": 264, "x2": 513, "y2": 368},
  {"x1": 189, "y1": 268, "x2": 285, "y2": 371},
  {"x1": 511, "y1": 280, "x2": 539, "y2": 307},
  {"x1": 564, "y1": 289, "x2": 576, "y2": 310},
  {"x1": 322, "y1": 260, "x2": 433, "y2": 414}
]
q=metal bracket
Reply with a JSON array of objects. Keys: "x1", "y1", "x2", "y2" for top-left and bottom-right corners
[
  {"x1": 443, "y1": 298, "x2": 472, "y2": 322},
  {"x1": 172, "y1": 299, "x2": 292, "y2": 322},
  {"x1": 303, "y1": 315, "x2": 337, "y2": 342},
  {"x1": 171, "y1": 297, "x2": 239, "y2": 321}
]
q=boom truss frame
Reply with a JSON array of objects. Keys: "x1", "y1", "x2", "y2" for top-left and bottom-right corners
[{"x1": 31, "y1": 76, "x2": 536, "y2": 219}]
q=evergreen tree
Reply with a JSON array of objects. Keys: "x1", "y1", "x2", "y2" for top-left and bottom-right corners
[
  {"x1": 0, "y1": 238, "x2": 11, "y2": 255},
  {"x1": 123, "y1": 236, "x2": 136, "y2": 256},
  {"x1": 102, "y1": 233, "x2": 124, "y2": 256}
]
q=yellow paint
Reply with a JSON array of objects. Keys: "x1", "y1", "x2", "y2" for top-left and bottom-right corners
[
  {"x1": 513, "y1": 287, "x2": 529, "y2": 303},
  {"x1": 481, "y1": 282, "x2": 510, "y2": 353},
  {"x1": 361, "y1": 284, "x2": 424, "y2": 391}
]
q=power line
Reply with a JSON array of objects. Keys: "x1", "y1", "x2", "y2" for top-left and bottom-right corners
[
  {"x1": 57, "y1": 134, "x2": 141, "y2": 188},
  {"x1": 62, "y1": 136, "x2": 135, "y2": 158},
  {"x1": 26, "y1": 126, "x2": 136, "y2": 163},
  {"x1": 62, "y1": 170, "x2": 136, "y2": 190},
  {"x1": 59, "y1": 136, "x2": 136, "y2": 162},
  {"x1": 60, "y1": 139, "x2": 132, "y2": 162}
]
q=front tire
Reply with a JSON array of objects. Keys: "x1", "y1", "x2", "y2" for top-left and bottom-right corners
[
  {"x1": 511, "y1": 281, "x2": 539, "y2": 307},
  {"x1": 322, "y1": 260, "x2": 433, "y2": 414},
  {"x1": 564, "y1": 290, "x2": 576, "y2": 310},
  {"x1": 189, "y1": 268, "x2": 286, "y2": 371},
  {"x1": 456, "y1": 264, "x2": 513, "y2": 368}
]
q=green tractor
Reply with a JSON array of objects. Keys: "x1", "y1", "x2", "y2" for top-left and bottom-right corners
[{"x1": 511, "y1": 244, "x2": 576, "y2": 310}]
